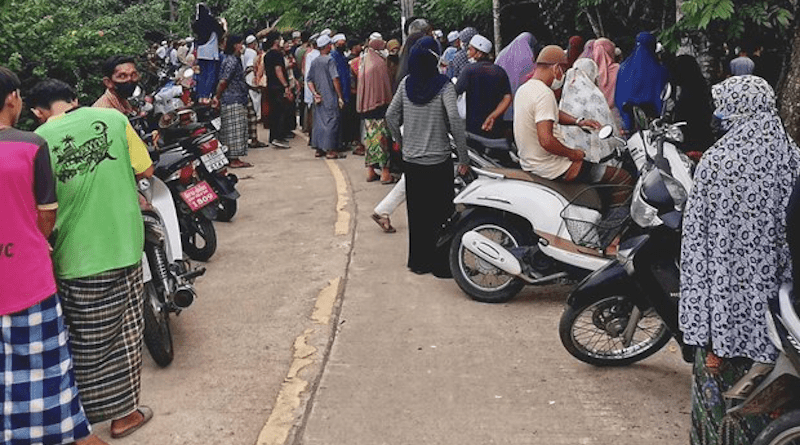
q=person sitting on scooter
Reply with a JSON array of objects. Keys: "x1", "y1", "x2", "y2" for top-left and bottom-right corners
[{"x1": 513, "y1": 45, "x2": 633, "y2": 208}]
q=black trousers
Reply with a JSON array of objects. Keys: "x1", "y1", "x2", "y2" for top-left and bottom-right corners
[
  {"x1": 404, "y1": 158, "x2": 454, "y2": 276},
  {"x1": 268, "y1": 88, "x2": 288, "y2": 142}
]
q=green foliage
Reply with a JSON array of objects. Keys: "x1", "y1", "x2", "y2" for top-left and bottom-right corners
[{"x1": 662, "y1": 0, "x2": 795, "y2": 52}]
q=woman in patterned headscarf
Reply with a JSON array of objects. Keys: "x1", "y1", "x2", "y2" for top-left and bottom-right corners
[
  {"x1": 679, "y1": 75, "x2": 800, "y2": 445},
  {"x1": 559, "y1": 58, "x2": 621, "y2": 163}
]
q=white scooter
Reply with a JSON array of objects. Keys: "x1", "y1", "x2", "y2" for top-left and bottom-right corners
[
  {"x1": 439, "y1": 86, "x2": 694, "y2": 303},
  {"x1": 138, "y1": 175, "x2": 205, "y2": 366}
]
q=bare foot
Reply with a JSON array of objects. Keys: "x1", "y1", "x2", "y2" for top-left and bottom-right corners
[{"x1": 76, "y1": 434, "x2": 109, "y2": 445}]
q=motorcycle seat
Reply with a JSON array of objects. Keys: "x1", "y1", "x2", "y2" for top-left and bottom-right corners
[
  {"x1": 467, "y1": 132, "x2": 513, "y2": 151},
  {"x1": 485, "y1": 168, "x2": 603, "y2": 211}
]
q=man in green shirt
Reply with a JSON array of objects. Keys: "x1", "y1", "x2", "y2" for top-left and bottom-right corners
[{"x1": 29, "y1": 79, "x2": 155, "y2": 442}]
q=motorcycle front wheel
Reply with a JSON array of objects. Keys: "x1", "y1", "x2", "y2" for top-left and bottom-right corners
[
  {"x1": 142, "y1": 282, "x2": 174, "y2": 367},
  {"x1": 559, "y1": 294, "x2": 671, "y2": 366},
  {"x1": 449, "y1": 214, "x2": 528, "y2": 303},
  {"x1": 753, "y1": 411, "x2": 800, "y2": 445},
  {"x1": 181, "y1": 214, "x2": 217, "y2": 261},
  {"x1": 215, "y1": 197, "x2": 238, "y2": 222}
]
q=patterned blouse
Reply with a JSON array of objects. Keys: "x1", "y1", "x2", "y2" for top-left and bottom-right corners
[
  {"x1": 219, "y1": 54, "x2": 249, "y2": 106},
  {"x1": 679, "y1": 75, "x2": 800, "y2": 363}
]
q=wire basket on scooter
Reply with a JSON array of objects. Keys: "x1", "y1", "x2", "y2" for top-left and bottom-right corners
[{"x1": 560, "y1": 185, "x2": 632, "y2": 250}]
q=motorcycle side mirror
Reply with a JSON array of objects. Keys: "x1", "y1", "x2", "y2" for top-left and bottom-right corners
[
  {"x1": 598, "y1": 125, "x2": 614, "y2": 140},
  {"x1": 660, "y1": 83, "x2": 672, "y2": 103}
]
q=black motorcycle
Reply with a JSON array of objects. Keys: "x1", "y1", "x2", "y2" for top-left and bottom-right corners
[{"x1": 558, "y1": 120, "x2": 696, "y2": 366}]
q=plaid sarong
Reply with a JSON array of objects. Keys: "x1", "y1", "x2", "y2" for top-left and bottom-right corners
[
  {"x1": 219, "y1": 103, "x2": 248, "y2": 158},
  {"x1": 57, "y1": 264, "x2": 144, "y2": 424},
  {"x1": 1, "y1": 294, "x2": 92, "y2": 444},
  {"x1": 247, "y1": 97, "x2": 259, "y2": 142}
]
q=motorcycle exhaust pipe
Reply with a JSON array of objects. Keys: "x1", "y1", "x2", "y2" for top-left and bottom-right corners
[
  {"x1": 461, "y1": 231, "x2": 523, "y2": 276},
  {"x1": 172, "y1": 285, "x2": 196, "y2": 309}
]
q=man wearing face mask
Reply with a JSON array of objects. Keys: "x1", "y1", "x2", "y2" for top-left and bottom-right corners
[
  {"x1": 93, "y1": 56, "x2": 141, "y2": 115},
  {"x1": 514, "y1": 46, "x2": 632, "y2": 206}
]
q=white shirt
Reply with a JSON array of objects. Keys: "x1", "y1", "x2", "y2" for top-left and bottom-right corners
[{"x1": 242, "y1": 47, "x2": 257, "y2": 68}]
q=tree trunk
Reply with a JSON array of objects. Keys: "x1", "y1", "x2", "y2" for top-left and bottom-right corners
[
  {"x1": 584, "y1": 8, "x2": 603, "y2": 37},
  {"x1": 401, "y1": 0, "x2": 414, "y2": 42},
  {"x1": 493, "y1": 0, "x2": 501, "y2": 56},
  {"x1": 168, "y1": 0, "x2": 177, "y2": 22},
  {"x1": 779, "y1": 21, "x2": 800, "y2": 143}
]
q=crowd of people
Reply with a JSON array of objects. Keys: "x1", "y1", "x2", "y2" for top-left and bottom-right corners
[{"x1": 2, "y1": 2, "x2": 800, "y2": 444}]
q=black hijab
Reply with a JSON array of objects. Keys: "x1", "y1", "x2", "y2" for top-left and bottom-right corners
[
  {"x1": 405, "y1": 36, "x2": 449, "y2": 105},
  {"x1": 670, "y1": 54, "x2": 713, "y2": 150},
  {"x1": 192, "y1": 3, "x2": 223, "y2": 45}
]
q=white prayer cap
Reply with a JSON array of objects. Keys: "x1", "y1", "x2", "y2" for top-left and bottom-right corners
[
  {"x1": 321, "y1": 28, "x2": 332, "y2": 36},
  {"x1": 245, "y1": 35, "x2": 256, "y2": 44},
  {"x1": 332, "y1": 33, "x2": 346, "y2": 44},
  {"x1": 447, "y1": 31, "x2": 459, "y2": 43},
  {"x1": 433, "y1": 29, "x2": 443, "y2": 38},
  {"x1": 469, "y1": 34, "x2": 492, "y2": 54},
  {"x1": 292, "y1": 31, "x2": 301, "y2": 38},
  {"x1": 656, "y1": 42, "x2": 664, "y2": 53},
  {"x1": 370, "y1": 32, "x2": 383, "y2": 41},
  {"x1": 316, "y1": 35, "x2": 332, "y2": 48},
  {"x1": 161, "y1": 40, "x2": 167, "y2": 45},
  {"x1": 186, "y1": 37, "x2": 194, "y2": 43}
]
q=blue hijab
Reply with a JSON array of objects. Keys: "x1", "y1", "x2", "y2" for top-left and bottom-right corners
[
  {"x1": 331, "y1": 47, "x2": 351, "y2": 103},
  {"x1": 614, "y1": 32, "x2": 670, "y2": 131},
  {"x1": 405, "y1": 36, "x2": 449, "y2": 105}
]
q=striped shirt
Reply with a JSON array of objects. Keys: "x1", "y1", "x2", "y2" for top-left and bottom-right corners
[{"x1": 386, "y1": 78, "x2": 468, "y2": 166}]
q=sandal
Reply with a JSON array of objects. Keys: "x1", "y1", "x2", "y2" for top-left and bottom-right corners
[
  {"x1": 371, "y1": 213, "x2": 396, "y2": 233},
  {"x1": 326, "y1": 151, "x2": 346, "y2": 159},
  {"x1": 353, "y1": 145, "x2": 366, "y2": 156},
  {"x1": 314, "y1": 149, "x2": 326, "y2": 158},
  {"x1": 229, "y1": 159, "x2": 253, "y2": 168},
  {"x1": 110, "y1": 406, "x2": 153, "y2": 439}
]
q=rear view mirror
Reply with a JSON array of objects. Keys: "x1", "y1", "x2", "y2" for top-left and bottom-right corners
[
  {"x1": 598, "y1": 125, "x2": 614, "y2": 140},
  {"x1": 660, "y1": 83, "x2": 672, "y2": 102}
]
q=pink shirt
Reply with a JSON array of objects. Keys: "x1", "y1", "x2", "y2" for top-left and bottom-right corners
[{"x1": 0, "y1": 128, "x2": 58, "y2": 315}]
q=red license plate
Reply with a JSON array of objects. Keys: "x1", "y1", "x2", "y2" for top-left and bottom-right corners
[{"x1": 179, "y1": 181, "x2": 219, "y2": 212}]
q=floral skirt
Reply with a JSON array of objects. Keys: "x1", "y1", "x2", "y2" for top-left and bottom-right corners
[
  {"x1": 690, "y1": 347, "x2": 772, "y2": 445},
  {"x1": 363, "y1": 118, "x2": 390, "y2": 168}
]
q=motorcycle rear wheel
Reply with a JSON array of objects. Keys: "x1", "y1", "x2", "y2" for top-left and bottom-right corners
[
  {"x1": 182, "y1": 214, "x2": 217, "y2": 261},
  {"x1": 142, "y1": 282, "x2": 174, "y2": 367},
  {"x1": 215, "y1": 197, "x2": 238, "y2": 222},
  {"x1": 559, "y1": 294, "x2": 671, "y2": 366},
  {"x1": 753, "y1": 411, "x2": 800, "y2": 445},
  {"x1": 449, "y1": 214, "x2": 528, "y2": 303}
]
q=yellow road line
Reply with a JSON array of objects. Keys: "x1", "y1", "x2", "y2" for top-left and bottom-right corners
[
  {"x1": 256, "y1": 156, "x2": 351, "y2": 445},
  {"x1": 325, "y1": 159, "x2": 351, "y2": 236}
]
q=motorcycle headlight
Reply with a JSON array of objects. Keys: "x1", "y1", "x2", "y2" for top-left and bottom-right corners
[
  {"x1": 630, "y1": 181, "x2": 662, "y2": 228},
  {"x1": 662, "y1": 173, "x2": 689, "y2": 212}
]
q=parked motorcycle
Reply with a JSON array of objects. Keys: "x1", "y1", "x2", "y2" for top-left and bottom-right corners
[
  {"x1": 558, "y1": 150, "x2": 694, "y2": 365},
  {"x1": 154, "y1": 130, "x2": 235, "y2": 261},
  {"x1": 138, "y1": 176, "x2": 205, "y2": 367},
  {"x1": 439, "y1": 85, "x2": 692, "y2": 304},
  {"x1": 721, "y1": 283, "x2": 800, "y2": 445}
]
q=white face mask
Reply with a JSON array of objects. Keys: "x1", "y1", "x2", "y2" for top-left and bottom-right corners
[{"x1": 550, "y1": 65, "x2": 564, "y2": 90}]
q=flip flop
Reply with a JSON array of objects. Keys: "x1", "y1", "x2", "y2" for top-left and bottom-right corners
[
  {"x1": 371, "y1": 213, "x2": 396, "y2": 233},
  {"x1": 110, "y1": 406, "x2": 154, "y2": 439}
]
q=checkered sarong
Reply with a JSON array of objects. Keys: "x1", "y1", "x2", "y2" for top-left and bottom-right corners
[
  {"x1": 247, "y1": 97, "x2": 259, "y2": 142},
  {"x1": 57, "y1": 264, "x2": 144, "y2": 423},
  {"x1": 219, "y1": 103, "x2": 248, "y2": 158},
  {"x1": 1, "y1": 294, "x2": 92, "y2": 444}
]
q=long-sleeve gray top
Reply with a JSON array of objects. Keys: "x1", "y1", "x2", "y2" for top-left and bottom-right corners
[{"x1": 386, "y1": 77, "x2": 468, "y2": 166}]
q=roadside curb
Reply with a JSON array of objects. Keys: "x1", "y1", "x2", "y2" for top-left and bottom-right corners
[{"x1": 255, "y1": 136, "x2": 356, "y2": 445}]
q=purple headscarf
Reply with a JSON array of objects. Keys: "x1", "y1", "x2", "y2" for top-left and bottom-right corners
[{"x1": 496, "y1": 32, "x2": 537, "y2": 120}]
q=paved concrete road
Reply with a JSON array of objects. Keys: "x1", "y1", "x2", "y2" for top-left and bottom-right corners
[{"x1": 98, "y1": 126, "x2": 692, "y2": 445}]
